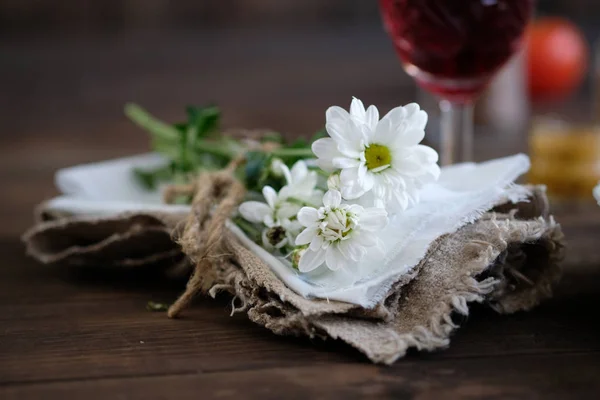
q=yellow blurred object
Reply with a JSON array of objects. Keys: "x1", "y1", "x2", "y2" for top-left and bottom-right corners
[{"x1": 528, "y1": 118, "x2": 600, "y2": 200}]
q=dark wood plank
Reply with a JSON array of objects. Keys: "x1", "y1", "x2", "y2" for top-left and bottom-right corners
[
  {"x1": 1, "y1": 237, "x2": 600, "y2": 389},
  {"x1": 2, "y1": 353, "x2": 600, "y2": 400}
]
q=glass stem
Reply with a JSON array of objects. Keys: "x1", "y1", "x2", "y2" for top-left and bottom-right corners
[{"x1": 439, "y1": 100, "x2": 474, "y2": 166}]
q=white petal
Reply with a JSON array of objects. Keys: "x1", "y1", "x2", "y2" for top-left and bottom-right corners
[
  {"x1": 278, "y1": 203, "x2": 301, "y2": 220},
  {"x1": 365, "y1": 105, "x2": 380, "y2": 131},
  {"x1": 346, "y1": 204, "x2": 365, "y2": 215},
  {"x1": 261, "y1": 229, "x2": 274, "y2": 251},
  {"x1": 408, "y1": 109, "x2": 428, "y2": 131},
  {"x1": 298, "y1": 249, "x2": 327, "y2": 273},
  {"x1": 391, "y1": 190, "x2": 409, "y2": 212},
  {"x1": 332, "y1": 157, "x2": 361, "y2": 169},
  {"x1": 349, "y1": 97, "x2": 366, "y2": 123},
  {"x1": 343, "y1": 240, "x2": 366, "y2": 260},
  {"x1": 238, "y1": 202, "x2": 271, "y2": 224},
  {"x1": 295, "y1": 226, "x2": 318, "y2": 246},
  {"x1": 312, "y1": 138, "x2": 342, "y2": 172},
  {"x1": 425, "y1": 163, "x2": 441, "y2": 182},
  {"x1": 297, "y1": 207, "x2": 320, "y2": 226},
  {"x1": 262, "y1": 186, "x2": 278, "y2": 208},
  {"x1": 290, "y1": 160, "x2": 308, "y2": 183},
  {"x1": 373, "y1": 196, "x2": 386, "y2": 209},
  {"x1": 341, "y1": 181, "x2": 367, "y2": 200},
  {"x1": 323, "y1": 189, "x2": 342, "y2": 208},
  {"x1": 380, "y1": 106, "x2": 407, "y2": 130},
  {"x1": 371, "y1": 117, "x2": 395, "y2": 144},
  {"x1": 340, "y1": 165, "x2": 360, "y2": 185},
  {"x1": 309, "y1": 234, "x2": 325, "y2": 251},
  {"x1": 403, "y1": 103, "x2": 420, "y2": 119},
  {"x1": 360, "y1": 170, "x2": 375, "y2": 192},
  {"x1": 340, "y1": 167, "x2": 367, "y2": 198},
  {"x1": 395, "y1": 128, "x2": 425, "y2": 146},
  {"x1": 316, "y1": 159, "x2": 335, "y2": 173},
  {"x1": 264, "y1": 214, "x2": 275, "y2": 227},
  {"x1": 391, "y1": 153, "x2": 427, "y2": 176},
  {"x1": 413, "y1": 144, "x2": 439, "y2": 164},
  {"x1": 403, "y1": 103, "x2": 428, "y2": 130},
  {"x1": 326, "y1": 105, "x2": 350, "y2": 124},
  {"x1": 326, "y1": 118, "x2": 362, "y2": 144},
  {"x1": 271, "y1": 159, "x2": 292, "y2": 184},
  {"x1": 357, "y1": 163, "x2": 368, "y2": 181},
  {"x1": 337, "y1": 239, "x2": 352, "y2": 260},
  {"x1": 325, "y1": 245, "x2": 346, "y2": 271},
  {"x1": 337, "y1": 141, "x2": 363, "y2": 158},
  {"x1": 354, "y1": 231, "x2": 377, "y2": 246},
  {"x1": 325, "y1": 120, "x2": 347, "y2": 143}
]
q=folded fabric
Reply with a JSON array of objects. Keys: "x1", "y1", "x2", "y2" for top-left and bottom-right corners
[
  {"x1": 36, "y1": 153, "x2": 533, "y2": 308},
  {"x1": 23, "y1": 180, "x2": 563, "y2": 363},
  {"x1": 178, "y1": 185, "x2": 563, "y2": 364}
]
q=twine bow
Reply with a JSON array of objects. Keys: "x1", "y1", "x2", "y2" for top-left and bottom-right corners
[{"x1": 166, "y1": 136, "x2": 281, "y2": 318}]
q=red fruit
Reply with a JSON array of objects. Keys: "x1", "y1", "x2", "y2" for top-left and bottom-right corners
[{"x1": 526, "y1": 17, "x2": 589, "y2": 101}]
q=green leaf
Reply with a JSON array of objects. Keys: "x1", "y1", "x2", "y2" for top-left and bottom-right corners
[
  {"x1": 244, "y1": 151, "x2": 268, "y2": 192},
  {"x1": 232, "y1": 216, "x2": 262, "y2": 243},
  {"x1": 173, "y1": 122, "x2": 188, "y2": 134},
  {"x1": 260, "y1": 131, "x2": 284, "y2": 144},
  {"x1": 133, "y1": 169, "x2": 157, "y2": 190},
  {"x1": 286, "y1": 137, "x2": 309, "y2": 149},
  {"x1": 133, "y1": 165, "x2": 174, "y2": 190},
  {"x1": 146, "y1": 301, "x2": 170, "y2": 312},
  {"x1": 186, "y1": 105, "x2": 220, "y2": 140},
  {"x1": 124, "y1": 103, "x2": 179, "y2": 142}
]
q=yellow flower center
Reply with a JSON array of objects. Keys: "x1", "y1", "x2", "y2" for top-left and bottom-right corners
[{"x1": 364, "y1": 144, "x2": 391, "y2": 171}]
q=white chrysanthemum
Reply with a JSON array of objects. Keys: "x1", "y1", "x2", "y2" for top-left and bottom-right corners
[
  {"x1": 238, "y1": 160, "x2": 321, "y2": 250},
  {"x1": 239, "y1": 186, "x2": 302, "y2": 249},
  {"x1": 312, "y1": 98, "x2": 440, "y2": 213},
  {"x1": 272, "y1": 159, "x2": 322, "y2": 206},
  {"x1": 294, "y1": 190, "x2": 388, "y2": 272}
]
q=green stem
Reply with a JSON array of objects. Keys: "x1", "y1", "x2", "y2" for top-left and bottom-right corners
[
  {"x1": 310, "y1": 167, "x2": 329, "y2": 178},
  {"x1": 125, "y1": 103, "x2": 180, "y2": 141},
  {"x1": 287, "y1": 197, "x2": 319, "y2": 209},
  {"x1": 270, "y1": 148, "x2": 315, "y2": 158},
  {"x1": 194, "y1": 140, "x2": 240, "y2": 159},
  {"x1": 233, "y1": 217, "x2": 262, "y2": 242}
]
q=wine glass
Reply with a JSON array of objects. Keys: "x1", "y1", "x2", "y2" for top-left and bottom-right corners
[{"x1": 379, "y1": 0, "x2": 534, "y2": 165}]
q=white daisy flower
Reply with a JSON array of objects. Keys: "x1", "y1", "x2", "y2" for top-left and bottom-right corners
[
  {"x1": 239, "y1": 186, "x2": 298, "y2": 227},
  {"x1": 273, "y1": 159, "x2": 322, "y2": 206},
  {"x1": 238, "y1": 186, "x2": 302, "y2": 249},
  {"x1": 294, "y1": 190, "x2": 388, "y2": 273},
  {"x1": 312, "y1": 97, "x2": 440, "y2": 213},
  {"x1": 238, "y1": 160, "x2": 322, "y2": 250}
]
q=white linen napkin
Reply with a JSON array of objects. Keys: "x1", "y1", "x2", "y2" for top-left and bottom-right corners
[{"x1": 45, "y1": 153, "x2": 531, "y2": 308}]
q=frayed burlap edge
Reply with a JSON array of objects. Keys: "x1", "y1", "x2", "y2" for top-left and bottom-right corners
[{"x1": 164, "y1": 170, "x2": 564, "y2": 363}]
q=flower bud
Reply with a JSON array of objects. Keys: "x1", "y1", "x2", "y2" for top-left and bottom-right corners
[
  {"x1": 270, "y1": 158, "x2": 286, "y2": 177},
  {"x1": 265, "y1": 225, "x2": 287, "y2": 248},
  {"x1": 291, "y1": 246, "x2": 307, "y2": 270}
]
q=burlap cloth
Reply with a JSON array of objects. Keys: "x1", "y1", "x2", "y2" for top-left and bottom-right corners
[{"x1": 24, "y1": 183, "x2": 563, "y2": 364}]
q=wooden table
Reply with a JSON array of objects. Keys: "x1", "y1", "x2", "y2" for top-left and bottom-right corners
[{"x1": 2, "y1": 29, "x2": 600, "y2": 399}]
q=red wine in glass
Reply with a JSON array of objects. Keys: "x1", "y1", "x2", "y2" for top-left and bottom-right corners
[{"x1": 379, "y1": 0, "x2": 534, "y2": 164}]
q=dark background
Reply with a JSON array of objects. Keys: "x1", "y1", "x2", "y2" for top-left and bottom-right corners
[
  {"x1": 1, "y1": 0, "x2": 598, "y2": 34},
  {"x1": 0, "y1": 0, "x2": 597, "y2": 235}
]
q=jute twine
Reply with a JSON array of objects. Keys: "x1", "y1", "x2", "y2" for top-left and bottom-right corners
[{"x1": 166, "y1": 138, "x2": 281, "y2": 318}]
